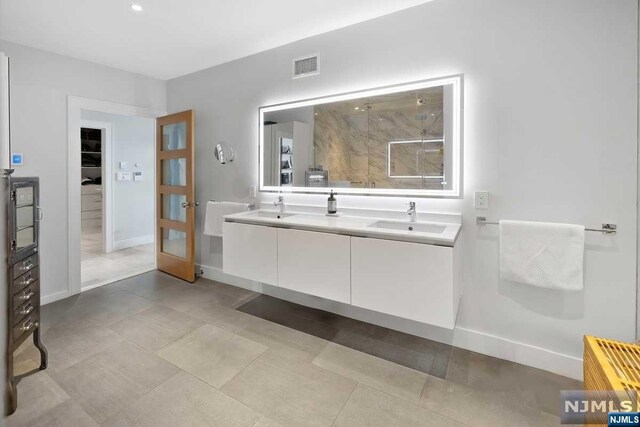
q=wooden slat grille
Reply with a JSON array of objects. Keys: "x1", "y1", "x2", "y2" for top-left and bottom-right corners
[{"x1": 584, "y1": 336, "x2": 640, "y2": 427}]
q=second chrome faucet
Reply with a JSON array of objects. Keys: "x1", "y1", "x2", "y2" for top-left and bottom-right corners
[
  {"x1": 274, "y1": 195, "x2": 285, "y2": 213},
  {"x1": 407, "y1": 201, "x2": 417, "y2": 222}
]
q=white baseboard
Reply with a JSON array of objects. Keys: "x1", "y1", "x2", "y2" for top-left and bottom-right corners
[
  {"x1": 452, "y1": 327, "x2": 582, "y2": 380},
  {"x1": 41, "y1": 290, "x2": 69, "y2": 305},
  {"x1": 112, "y1": 235, "x2": 154, "y2": 251},
  {"x1": 199, "y1": 263, "x2": 583, "y2": 381}
]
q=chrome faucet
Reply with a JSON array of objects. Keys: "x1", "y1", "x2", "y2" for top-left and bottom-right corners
[
  {"x1": 407, "y1": 201, "x2": 417, "y2": 222},
  {"x1": 274, "y1": 195, "x2": 285, "y2": 213}
]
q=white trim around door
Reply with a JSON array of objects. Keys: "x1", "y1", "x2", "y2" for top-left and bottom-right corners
[{"x1": 67, "y1": 96, "x2": 166, "y2": 297}]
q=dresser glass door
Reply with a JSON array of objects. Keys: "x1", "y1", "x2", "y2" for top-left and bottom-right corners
[
  {"x1": 16, "y1": 186, "x2": 36, "y2": 250},
  {"x1": 11, "y1": 179, "x2": 39, "y2": 261}
]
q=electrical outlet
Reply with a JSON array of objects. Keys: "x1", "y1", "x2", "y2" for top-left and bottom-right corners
[
  {"x1": 475, "y1": 191, "x2": 489, "y2": 209},
  {"x1": 249, "y1": 186, "x2": 257, "y2": 198}
]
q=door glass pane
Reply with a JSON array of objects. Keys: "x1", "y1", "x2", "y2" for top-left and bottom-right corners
[
  {"x1": 15, "y1": 186, "x2": 35, "y2": 250},
  {"x1": 162, "y1": 158, "x2": 186, "y2": 186},
  {"x1": 162, "y1": 194, "x2": 186, "y2": 222},
  {"x1": 16, "y1": 206, "x2": 34, "y2": 229},
  {"x1": 162, "y1": 122, "x2": 187, "y2": 151},
  {"x1": 16, "y1": 187, "x2": 34, "y2": 207},
  {"x1": 16, "y1": 227, "x2": 34, "y2": 250},
  {"x1": 162, "y1": 228, "x2": 186, "y2": 258}
]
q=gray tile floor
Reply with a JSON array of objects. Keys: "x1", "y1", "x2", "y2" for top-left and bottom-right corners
[{"x1": 7, "y1": 271, "x2": 580, "y2": 426}]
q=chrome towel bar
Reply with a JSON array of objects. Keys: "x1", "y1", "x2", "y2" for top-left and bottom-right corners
[{"x1": 476, "y1": 216, "x2": 617, "y2": 234}]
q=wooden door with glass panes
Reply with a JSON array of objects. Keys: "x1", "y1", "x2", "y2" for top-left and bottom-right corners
[{"x1": 156, "y1": 110, "x2": 197, "y2": 282}]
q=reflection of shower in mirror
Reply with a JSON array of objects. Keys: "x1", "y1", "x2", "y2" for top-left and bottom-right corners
[{"x1": 214, "y1": 142, "x2": 235, "y2": 164}]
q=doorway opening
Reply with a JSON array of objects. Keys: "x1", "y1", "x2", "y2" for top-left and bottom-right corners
[{"x1": 79, "y1": 111, "x2": 156, "y2": 291}]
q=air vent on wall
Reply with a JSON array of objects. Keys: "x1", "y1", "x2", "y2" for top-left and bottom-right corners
[{"x1": 292, "y1": 54, "x2": 319, "y2": 79}]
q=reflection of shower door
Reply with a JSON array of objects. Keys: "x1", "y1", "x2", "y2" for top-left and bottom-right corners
[{"x1": 156, "y1": 110, "x2": 196, "y2": 282}]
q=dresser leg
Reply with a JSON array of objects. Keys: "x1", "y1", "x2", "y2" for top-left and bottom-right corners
[
  {"x1": 6, "y1": 347, "x2": 17, "y2": 416},
  {"x1": 33, "y1": 327, "x2": 47, "y2": 370}
]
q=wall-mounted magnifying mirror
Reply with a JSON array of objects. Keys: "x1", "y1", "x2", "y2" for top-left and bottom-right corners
[{"x1": 214, "y1": 142, "x2": 235, "y2": 164}]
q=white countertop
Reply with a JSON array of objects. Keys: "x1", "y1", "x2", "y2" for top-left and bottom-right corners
[{"x1": 224, "y1": 209, "x2": 461, "y2": 246}]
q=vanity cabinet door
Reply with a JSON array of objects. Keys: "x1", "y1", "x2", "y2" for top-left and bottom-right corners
[
  {"x1": 277, "y1": 228, "x2": 351, "y2": 304},
  {"x1": 351, "y1": 237, "x2": 455, "y2": 329},
  {"x1": 223, "y1": 222, "x2": 278, "y2": 285}
]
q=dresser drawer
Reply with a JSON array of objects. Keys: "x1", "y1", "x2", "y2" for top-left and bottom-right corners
[
  {"x1": 13, "y1": 266, "x2": 38, "y2": 294},
  {"x1": 13, "y1": 296, "x2": 37, "y2": 327},
  {"x1": 81, "y1": 210, "x2": 102, "y2": 220},
  {"x1": 81, "y1": 185, "x2": 102, "y2": 195},
  {"x1": 13, "y1": 254, "x2": 38, "y2": 278},
  {"x1": 81, "y1": 196, "x2": 102, "y2": 212},
  {"x1": 13, "y1": 281, "x2": 38, "y2": 308},
  {"x1": 81, "y1": 218, "x2": 102, "y2": 230},
  {"x1": 13, "y1": 309, "x2": 39, "y2": 343}
]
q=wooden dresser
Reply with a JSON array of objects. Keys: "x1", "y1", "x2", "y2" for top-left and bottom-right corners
[{"x1": 6, "y1": 176, "x2": 47, "y2": 415}]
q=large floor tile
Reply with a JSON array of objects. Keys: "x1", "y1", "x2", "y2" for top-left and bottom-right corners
[
  {"x1": 42, "y1": 316, "x2": 124, "y2": 374},
  {"x1": 383, "y1": 330, "x2": 452, "y2": 379},
  {"x1": 115, "y1": 271, "x2": 187, "y2": 296},
  {"x1": 253, "y1": 417, "x2": 284, "y2": 427},
  {"x1": 313, "y1": 342, "x2": 427, "y2": 404},
  {"x1": 51, "y1": 340, "x2": 179, "y2": 423},
  {"x1": 157, "y1": 324, "x2": 267, "y2": 388},
  {"x1": 221, "y1": 350, "x2": 357, "y2": 427},
  {"x1": 237, "y1": 295, "x2": 339, "y2": 341},
  {"x1": 237, "y1": 317, "x2": 328, "y2": 362},
  {"x1": 445, "y1": 347, "x2": 582, "y2": 417},
  {"x1": 103, "y1": 371, "x2": 260, "y2": 427},
  {"x1": 109, "y1": 305, "x2": 204, "y2": 351},
  {"x1": 80, "y1": 290, "x2": 155, "y2": 326},
  {"x1": 188, "y1": 301, "x2": 263, "y2": 333},
  {"x1": 132, "y1": 280, "x2": 219, "y2": 312},
  {"x1": 334, "y1": 384, "x2": 463, "y2": 427},
  {"x1": 26, "y1": 400, "x2": 100, "y2": 427},
  {"x1": 194, "y1": 279, "x2": 259, "y2": 308},
  {"x1": 420, "y1": 375, "x2": 560, "y2": 426},
  {"x1": 5, "y1": 372, "x2": 70, "y2": 427},
  {"x1": 237, "y1": 294, "x2": 450, "y2": 376},
  {"x1": 332, "y1": 329, "x2": 434, "y2": 375}
]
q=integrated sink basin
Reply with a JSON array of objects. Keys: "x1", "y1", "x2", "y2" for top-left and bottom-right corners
[
  {"x1": 368, "y1": 220, "x2": 446, "y2": 234},
  {"x1": 251, "y1": 210, "x2": 297, "y2": 219}
]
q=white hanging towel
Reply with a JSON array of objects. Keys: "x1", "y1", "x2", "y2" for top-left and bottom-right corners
[
  {"x1": 204, "y1": 201, "x2": 249, "y2": 237},
  {"x1": 499, "y1": 220, "x2": 585, "y2": 290}
]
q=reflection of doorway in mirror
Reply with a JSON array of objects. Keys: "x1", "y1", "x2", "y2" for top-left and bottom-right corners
[{"x1": 280, "y1": 137, "x2": 293, "y2": 186}]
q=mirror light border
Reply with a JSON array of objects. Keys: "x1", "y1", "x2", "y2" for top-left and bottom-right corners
[{"x1": 259, "y1": 74, "x2": 463, "y2": 198}]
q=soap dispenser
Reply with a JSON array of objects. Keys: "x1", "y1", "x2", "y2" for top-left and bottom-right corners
[{"x1": 327, "y1": 190, "x2": 337, "y2": 214}]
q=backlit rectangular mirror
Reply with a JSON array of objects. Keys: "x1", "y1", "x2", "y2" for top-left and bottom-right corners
[{"x1": 259, "y1": 75, "x2": 462, "y2": 197}]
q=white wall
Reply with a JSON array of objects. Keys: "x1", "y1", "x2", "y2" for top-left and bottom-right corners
[
  {"x1": 166, "y1": 0, "x2": 638, "y2": 378},
  {"x1": 81, "y1": 110, "x2": 155, "y2": 248},
  {"x1": 0, "y1": 40, "x2": 166, "y2": 302}
]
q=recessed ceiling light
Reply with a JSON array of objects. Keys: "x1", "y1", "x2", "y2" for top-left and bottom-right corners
[{"x1": 130, "y1": 4, "x2": 143, "y2": 12}]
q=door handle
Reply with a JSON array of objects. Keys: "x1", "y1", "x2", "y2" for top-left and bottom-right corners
[{"x1": 181, "y1": 201, "x2": 200, "y2": 209}]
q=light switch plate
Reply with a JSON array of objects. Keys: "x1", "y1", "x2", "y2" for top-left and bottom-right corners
[
  {"x1": 475, "y1": 191, "x2": 489, "y2": 209},
  {"x1": 249, "y1": 186, "x2": 257, "y2": 198},
  {"x1": 119, "y1": 161, "x2": 128, "y2": 170}
]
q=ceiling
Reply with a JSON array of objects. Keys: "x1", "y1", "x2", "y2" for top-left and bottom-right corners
[{"x1": 0, "y1": 0, "x2": 432, "y2": 80}]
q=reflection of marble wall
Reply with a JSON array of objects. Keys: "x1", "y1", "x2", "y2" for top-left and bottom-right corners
[{"x1": 313, "y1": 87, "x2": 444, "y2": 190}]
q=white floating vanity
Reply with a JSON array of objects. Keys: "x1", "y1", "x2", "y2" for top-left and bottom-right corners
[{"x1": 223, "y1": 209, "x2": 462, "y2": 329}]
